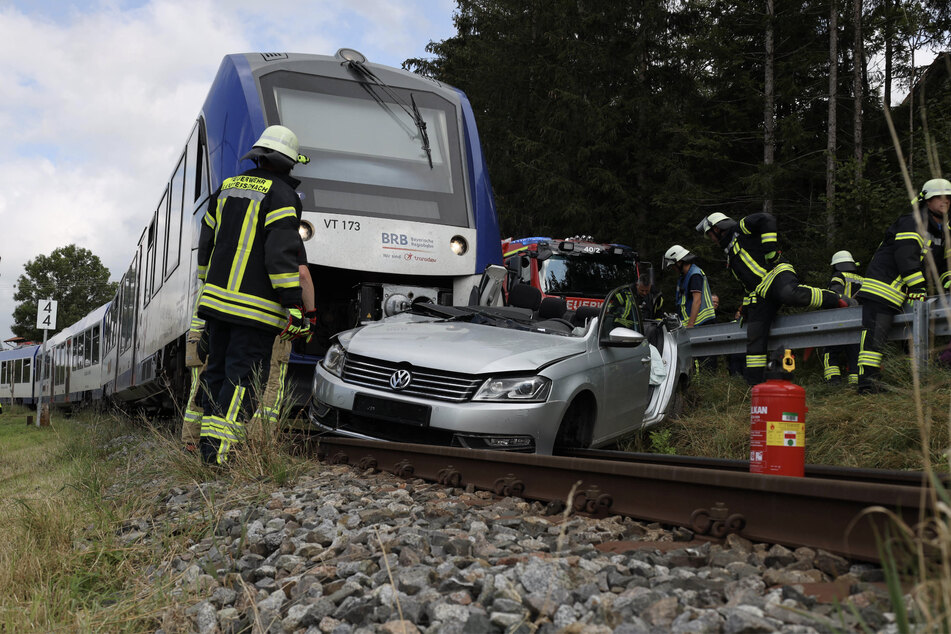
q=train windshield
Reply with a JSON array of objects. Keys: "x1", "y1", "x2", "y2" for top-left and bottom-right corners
[
  {"x1": 539, "y1": 254, "x2": 638, "y2": 296},
  {"x1": 261, "y1": 72, "x2": 470, "y2": 228}
]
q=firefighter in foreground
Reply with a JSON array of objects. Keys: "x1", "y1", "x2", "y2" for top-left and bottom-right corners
[
  {"x1": 181, "y1": 262, "x2": 315, "y2": 452},
  {"x1": 854, "y1": 178, "x2": 951, "y2": 394},
  {"x1": 195, "y1": 125, "x2": 312, "y2": 464},
  {"x1": 696, "y1": 212, "x2": 846, "y2": 385},
  {"x1": 822, "y1": 250, "x2": 863, "y2": 385},
  {"x1": 663, "y1": 245, "x2": 716, "y2": 328}
]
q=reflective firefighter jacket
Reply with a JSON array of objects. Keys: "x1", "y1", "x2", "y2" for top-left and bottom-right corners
[
  {"x1": 675, "y1": 264, "x2": 716, "y2": 326},
  {"x1": 855, "y1": 208, "x2": 947, "y2": 309},
  {"x1": 197, "y1": 168, "x2": 303, "y2": 332},
  {"x1": 829, "y1": 270, "x2": 863, "y2": 298},
  {"x1": 715, "y1": 213, "x2": 784, "y2": 298}
]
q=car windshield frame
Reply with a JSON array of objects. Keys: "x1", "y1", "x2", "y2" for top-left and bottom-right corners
[
  {"x1": 539, "y1": 253, "x2": 638, "y2": 296},
  {"x1": 405, "y1": 303, "x2": 578, "y2": 336}
]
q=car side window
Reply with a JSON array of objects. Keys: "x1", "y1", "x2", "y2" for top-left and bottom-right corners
[{"x1": 600, "y1": 286, "x2": 639, "y2": 339}]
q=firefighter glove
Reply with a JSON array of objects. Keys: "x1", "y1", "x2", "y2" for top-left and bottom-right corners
[
  {"x1": 280, "y1": 307, "x2": 311, "y2": 341},
  {"x1": 907, "y1": 289, "x2": 927, "y2": 302},
  {"x1": 304, "y1": 309, "x2": 317, "y2": 344}
]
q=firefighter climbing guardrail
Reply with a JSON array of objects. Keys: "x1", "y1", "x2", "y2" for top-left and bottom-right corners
[{"x1": 686, "y1": 299, "x2": 951, "y2": 370}]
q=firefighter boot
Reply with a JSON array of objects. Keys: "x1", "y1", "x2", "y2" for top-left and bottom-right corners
[
  {"x1": 857, "y1": 368, "x2": 886, "y2": 395},
  {"x1": 198, "y1": 437, "x2": 220, "y2": 465}
]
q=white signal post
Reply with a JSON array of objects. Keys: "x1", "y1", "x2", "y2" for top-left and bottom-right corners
[{"x1": 35, "y1": 299, "x2": 57, "y2": 428}]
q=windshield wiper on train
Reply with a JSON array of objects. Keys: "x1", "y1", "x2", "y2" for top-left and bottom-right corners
[{"x1": 344, "y1": 59, "x2": 434, "y2": 169}]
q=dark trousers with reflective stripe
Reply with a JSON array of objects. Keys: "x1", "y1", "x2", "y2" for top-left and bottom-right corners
[
  {"x1": 198, "y1": 318, "x2": 275, "y2": 462},
  {"x1": 857, "y1": 298, "x2": 899, "y2": 385},
  {"x1": 745, "y1": 271, "x2": 841, "y2": 385}
]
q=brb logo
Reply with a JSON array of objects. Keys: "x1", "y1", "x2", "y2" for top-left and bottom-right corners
[{"x1": 382, "y1": 233, "x2": 408, "y2": 246}]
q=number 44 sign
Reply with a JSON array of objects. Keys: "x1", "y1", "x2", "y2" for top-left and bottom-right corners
[{"x1": 36, "y1": 299, "x2": 58, "y2": 331}]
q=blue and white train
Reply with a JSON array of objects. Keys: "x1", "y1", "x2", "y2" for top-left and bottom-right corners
[{"x1": 1, "y1": 50, "x2": 502, "y2": 411}]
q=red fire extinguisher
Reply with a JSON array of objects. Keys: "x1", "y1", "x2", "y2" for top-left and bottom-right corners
[{"x1": 750, "y1": 350, "x2": 806, "y2": 477}]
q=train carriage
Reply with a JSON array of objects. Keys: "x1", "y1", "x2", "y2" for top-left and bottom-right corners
[
  {"x1": 35, "y1": 303, "x2": 110, "y2": 407},
  {"x1": 0, "y1": 344, "x2": 39, "y2": 407}
]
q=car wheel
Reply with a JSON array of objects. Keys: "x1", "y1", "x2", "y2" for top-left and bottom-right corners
[{"x1": 554, "y1": 396, "x2": 594, "y2": 450}]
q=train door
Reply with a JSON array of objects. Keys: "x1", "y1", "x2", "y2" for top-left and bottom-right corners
[
  {"x1": 114, "y1": 248, "x2": 141, "y2": 396},
  {"x1": 101, "y1": 302, "x2": 118, "y2": 398},
  {"x1": 64, "y1": 338, "x2": 72, "y2": 402}
]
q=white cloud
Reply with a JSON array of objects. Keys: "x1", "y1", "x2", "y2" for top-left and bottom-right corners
[{"x1": 0, "y1": 0, "x2": 454, "y2": 342}]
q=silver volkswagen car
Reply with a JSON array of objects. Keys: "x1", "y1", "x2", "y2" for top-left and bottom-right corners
[{"x1": 308, "y1": 283, "x2": 692, "y2": 454}]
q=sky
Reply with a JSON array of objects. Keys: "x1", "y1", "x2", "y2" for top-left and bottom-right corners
[{"x1": 0, "y1": 0, "x2": 457, "y2": 345}]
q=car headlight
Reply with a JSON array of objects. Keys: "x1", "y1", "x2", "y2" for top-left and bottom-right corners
[
  {"x1": 322, "y1": 343, "x2": 347, "y2": 377},
  {"x1": 473, "y1": 376, "x2": 551, "y2": 402}
]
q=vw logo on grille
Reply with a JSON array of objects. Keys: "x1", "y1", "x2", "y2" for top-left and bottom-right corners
[{"x1": 389, "y1": 369, "x2": 412, "y2": 391}]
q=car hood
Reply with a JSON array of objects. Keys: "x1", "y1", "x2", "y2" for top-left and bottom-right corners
[{"x1": 341, "y1": 320, "x2": 587, "y2": 374}]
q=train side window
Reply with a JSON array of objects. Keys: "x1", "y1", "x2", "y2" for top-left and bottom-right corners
[
  {"x1": 14, "y1": 359, "x2": 22, "y2": 383},
  {"x1": 92, "y1": 326, "x2": 100, "y2": 365},
  {"x1": 1, "y1": 360, "x2": 6, "y2": 384},
  {"x1": 153, "y1": 187, "x2": 168, "y2": 295},
  {"x1": 166, "y1": 153, "x2": 186, "y2": 279},
  {"x1": 120, "y1": 254, "x2": 138, "y2": 354},
  {"x1": 84, "y1": 330, "x2": 92, "y2": 368},
  {"x1": 190, "y1": 119, "x2": 209, "y2": 205},
  {"x1": 144, "y1": 222, "x2": 155, "y2": 304},
  {"x1": 23, "y1": 358, "x2": 31, "y2": 383}
]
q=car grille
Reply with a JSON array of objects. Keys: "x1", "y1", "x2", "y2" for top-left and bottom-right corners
[{"x1": 342, "y1": 354, "x2": 483, "y2": 402}]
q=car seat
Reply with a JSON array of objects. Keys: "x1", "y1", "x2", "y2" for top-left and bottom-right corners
[
  {"x1": 536, "y1": 296, "x2": 568, "y2": 320},
  {"x1": 507, "y1": 284, "x2": 542, "y2": 312},
  {"x1": 571, "y1": 305, "x2": 600, "y2": 328}
]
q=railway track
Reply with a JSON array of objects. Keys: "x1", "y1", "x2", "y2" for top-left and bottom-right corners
[{"x1": 313, "y1": 436, "x2": 936, "y2": 562}]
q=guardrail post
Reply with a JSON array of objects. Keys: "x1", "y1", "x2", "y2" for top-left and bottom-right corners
[{"x1": 913, "y1": 300, "x2": 930, "y2": 375}]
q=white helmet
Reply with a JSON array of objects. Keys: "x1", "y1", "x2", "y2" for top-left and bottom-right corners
[
  {"x1": 830, "y1": 250, "x2": 858, "y2": 271},
  {"x1": 695, "y1": 212, "x2": 731, "y2": 234},
  {"x1": 830, "y1": 250, "x2": 855, "y2": 267},
  {"x1": 663, "y1": 244, "x2": 693, "y2": 268},
  {"x1": 244, "y1": 125, "x2": 310, "y2": 165},
  {"x1": 918, "y1": 178, "x2": 951, "y2": 201}
]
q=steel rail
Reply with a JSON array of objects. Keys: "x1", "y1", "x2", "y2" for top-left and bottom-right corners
[
  {"x1": 558, "y1": 448, "x2": 943, "y2": 486},
  {"x1": 315, "y1": 436, "x2": 934, "y2": 562}
]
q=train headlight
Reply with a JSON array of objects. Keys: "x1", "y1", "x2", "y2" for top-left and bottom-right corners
[
  {"x1": 299, "y1": 221, "x2": 314, "y2": 241},
  {"x1": 335, "y1": 48, "x2": 367, "y2": 63},
  {"x1": 450, "y1": 235, "x2": 468, "y2": 255}
]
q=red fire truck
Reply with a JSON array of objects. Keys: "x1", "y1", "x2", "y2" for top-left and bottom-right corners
[{"x1": 501, "y1": 236, "x2": 642, "y2": 310}]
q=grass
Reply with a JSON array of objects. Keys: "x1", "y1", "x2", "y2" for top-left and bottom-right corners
[
  {"x1": 0, "y1": 400, "x2": 311, "y2": 632},
  {"x1": 621, "y1": 347, "x2": 951, "y2": 471}
]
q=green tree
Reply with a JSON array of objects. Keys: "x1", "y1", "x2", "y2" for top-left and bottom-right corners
[
  {"x1": 12, "y1": 245, "x2": 117, "y2": 342},
  {"x1": 408, "y1": 0, "x2": 950, "y2": 309}
]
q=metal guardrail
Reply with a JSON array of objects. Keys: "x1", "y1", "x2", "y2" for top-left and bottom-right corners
[{"x1": 687, "y1": 299, "x2": 951, "y2": 359}]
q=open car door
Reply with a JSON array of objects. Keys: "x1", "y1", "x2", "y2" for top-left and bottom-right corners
[{"x1": 592, "y1": 285, "x2": 650, "y2": 442}]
